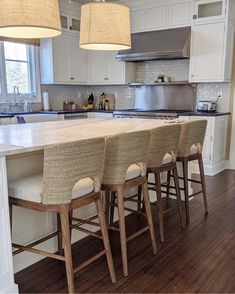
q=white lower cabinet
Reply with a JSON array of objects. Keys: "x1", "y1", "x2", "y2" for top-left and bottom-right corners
[
  {"x1": 87, "y1": 112, "x2": 113, "y2": 118},
  {"x1": 180, "y1": 115, "x2": 229, "y2": 175},
  {"x1": 12, "y1": 114, "x2": 64, "y2": 124},
  {"x1": 0, "y1": 118, "x2": 13, "y2": 125}
]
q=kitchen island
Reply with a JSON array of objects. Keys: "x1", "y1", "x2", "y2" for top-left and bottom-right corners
[{"x1": 0, "y1": 118, "x2": 187, "y2": 293}]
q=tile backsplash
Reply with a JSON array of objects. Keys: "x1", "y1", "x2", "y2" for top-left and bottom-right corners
[
  {"x1": 136, "y1": 60, "x2": 189, "y2": 82},
  {"x1": 41, "y1": 84, "x2": 135, "y2": 110},
  {"x1": 41, "y1": 60, "x2": 231, "y2": 113}
]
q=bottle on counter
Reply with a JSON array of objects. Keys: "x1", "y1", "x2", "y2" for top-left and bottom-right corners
[
  {"x1": 105, "y1": 99, "x2": 109, "y2": 111},
  {"x1": 101, "y1": 92, "x2": 106, "y2": 110}
]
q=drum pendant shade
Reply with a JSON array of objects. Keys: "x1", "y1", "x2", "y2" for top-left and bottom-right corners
[
  {"x1": 0, "y1": 0, "x2": 61, "y2": 39},
  {"x1": 80, "y1": 2, "x2": 131, "y2": 50}
]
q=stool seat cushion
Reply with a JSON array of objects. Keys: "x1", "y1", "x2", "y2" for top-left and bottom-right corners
[
  {"x1": 8, "y1": 174, "x2": 94, "y2": 203},
  {"x1": 126, "y1": 164, "x2": 141, "y2": 181},
  {"x1": 190, "y1": 144, "x2": 199, "y2": 155},
  {"x1": 162, "y1": 153, "x2": 173, "y2": 165}
]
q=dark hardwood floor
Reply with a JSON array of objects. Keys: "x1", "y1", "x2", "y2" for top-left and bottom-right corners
[{"x1": 15, "y1": 170, "x2": 235, "y2": 293}]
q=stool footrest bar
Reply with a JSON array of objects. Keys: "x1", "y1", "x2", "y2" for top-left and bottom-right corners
[
  {"x1": 12, "y1": 243, "x2": 65, "y2": 261},
  {"x1": 73, "y1": 250, "x2": 106, "y2": 274}
]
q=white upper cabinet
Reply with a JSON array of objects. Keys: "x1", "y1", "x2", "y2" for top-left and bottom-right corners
[
  {"x1": 189, "y1": 21, "x2": 234, "y2": 82},
  {"x1": 89, "y1": 51, "x2": 108, "y2": 84},
  {"x1": 146, "y1": 5, "x2": 168, "y2": 30},
  {"x1": 88, "y1": 51, "x2": 136, "y2": 85},
  {"x1": 131, "y1": 9, "x2": 146, "y2": 32},
  {"x1": 60, "y1": 14, "x2": 80, "y2": 33},
  {"x1": 130, "y1": 0, "x2": 192, "y2": 33},
  {"x1": 168, "y1": 2, "x2": 191, "y2": 27},
  {"x1": 40, "y1": 33, "x2": 87, "y2": 84},
  {"x1": 193, "y1": 0, "x2": 227, "y2": 22}
]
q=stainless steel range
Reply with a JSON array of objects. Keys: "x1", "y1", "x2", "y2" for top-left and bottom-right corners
[
  {"x1": 113, "y1": 109, "x2": 188, "y2": 120},
  {"x1": 113, "y1": 84, "x2": 196, "y2": 120}
]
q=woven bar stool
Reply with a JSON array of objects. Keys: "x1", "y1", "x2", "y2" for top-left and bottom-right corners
[
  {"x1": 176, "y1": 120, "x2": 208, "y2": 224},
  {"x1": 146, "y1": 124, "x2": 185, "y2": 242},
  {"x1": 8, "y1": 138, "x2": 116, "y2": 293},
  {"x1": 103, "y1": 131, "x2": 157, "y2": 277}
]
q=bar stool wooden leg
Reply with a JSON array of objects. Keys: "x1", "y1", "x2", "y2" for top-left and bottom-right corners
[
  {"x1": 182, "y1": 159, "x2": 190, "y2": 225},
  {"x1": 109, "y1": 192, "x2": 116, "y2": 226},
  {"x1": 104, "y1": 189, "x2": 110, "y2": 225},
  {"x1": 116, "y1": 185, "x2": 128, "y2": 277},
  {"x1": 142, "y1": 182, "x2": 157, "y2": 255},
  {"x1": 137, "y1": 186, "x2": 142, "y2": 211},
  {"x1": 57, "y1": 213, "x2": 63, "y2": 254},
  {"x1": 166, "y1": 170, "x2": 171, "y2": 202},
  {"x1": 60, "y1": 205, "x2": 75, "y2": 294},
  {"x1": 198, "y1": 154, "x2": 208, "y2": 213},
  {"x1": 155, "y1": 171, "x2": 164, "y2": 242},
  {"x1": 172, "y1": 166, "x2": 185, "y2": 228},
  {"x1": 95, "y1": 198, "x2": 116, "y2": 283}
]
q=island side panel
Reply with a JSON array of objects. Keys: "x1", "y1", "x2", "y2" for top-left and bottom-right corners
[{"x1": 0, "y1": 156, "x2": 19, "y2": 294}]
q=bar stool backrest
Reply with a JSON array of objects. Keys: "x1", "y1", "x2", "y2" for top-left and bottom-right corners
[
  {"x1": 42, "y1": 138, "x2": 105, "y2": 205},
  {"x1": 148, "y1": 124, "x2": 181, "y2": 168},
  {"x1": 177, "y1": 120, "x2": 207, "y2": 157},
  {"x1": 102, "y1": 130, "x2": 151, "y2": 185}
]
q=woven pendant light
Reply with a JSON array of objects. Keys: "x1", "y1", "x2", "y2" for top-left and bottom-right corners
[
  {"x1": 80, "y1": 0, "x2": 131, "y2": 50},
  {"x1": 0, "y1": 0, "x2": 61, "y2": 39}
]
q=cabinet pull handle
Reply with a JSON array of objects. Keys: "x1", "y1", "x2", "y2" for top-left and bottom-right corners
[
  {"x1": 70, "y1": 77, "x2": 75, "y2": 80},
  {"x1": 193, "y1": 14, "x2": 197, "y2": 19},
  {"x1": 104, "y1": 77, "x2": 109, "y2": 80}
]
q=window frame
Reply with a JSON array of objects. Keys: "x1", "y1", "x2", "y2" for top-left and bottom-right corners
[{"x1": 0, "y1": 41, "x2": 41, "y2": 102}]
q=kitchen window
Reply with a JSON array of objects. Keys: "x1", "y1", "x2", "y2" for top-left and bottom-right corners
[{"x1": 0, "y1": 41, "x2": 40, "y2": 101}]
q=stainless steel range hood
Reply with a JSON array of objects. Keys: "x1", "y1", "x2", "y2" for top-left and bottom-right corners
[{"x1": 116, "y1": 27, "x2": 191, "y2": 62}]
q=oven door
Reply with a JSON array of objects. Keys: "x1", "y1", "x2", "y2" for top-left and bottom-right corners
[{"x1": 64, "y1": 113, "x2": 87, "y2": 120}]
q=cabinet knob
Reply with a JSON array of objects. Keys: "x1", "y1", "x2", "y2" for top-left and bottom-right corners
[
  {"x1": 193, "y1": 14, "x2": 197, "y2": 19},
  {"x1": 191, "y1": 74, "x2": 194, "y2": 78}
]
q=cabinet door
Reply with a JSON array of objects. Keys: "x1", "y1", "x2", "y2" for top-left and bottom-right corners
[
  {"x1": 194, "y1": 0, "x2": 226, "y2": 22},
  {"x1": 53, "y1": 34, "x2": 70, "y2": 83},
  {"x1": 146, "y1": 5, "x2": 168, "y2": 30},
  {"x1": 131, "y1": 8, "x2": 146, "y2": 32},
  {"x1": 168, "y1": 2, "x2": 191, "y2": 27},
  {"x1": 90, "y1": 51, "x2": 107, "y2": 84},
  {"x1": 202, "y1": 133, "x2": 212, "y2": 164},
  {"x1": 107, "y1": 51, "x2": 125, "y2": 84},
  {"x1": 69, "y1": 35, "x2": 87, "y2": 83},
  {"x1": 189, "y1": 22, "x2": 225, "y2": 82}
]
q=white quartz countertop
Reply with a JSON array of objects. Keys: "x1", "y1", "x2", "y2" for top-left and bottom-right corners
[{"x1": 0, "y1": 118, "x2": 179, "y2": 156}]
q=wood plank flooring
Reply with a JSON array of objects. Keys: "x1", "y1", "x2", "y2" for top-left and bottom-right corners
[{"x1": 15, "y1": 170, "x2": 235, "y2": 293}]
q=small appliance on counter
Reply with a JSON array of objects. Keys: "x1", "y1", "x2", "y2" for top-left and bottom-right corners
[{"x1": 196, "y1": 96, "x2": 219, "y2": 113}]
